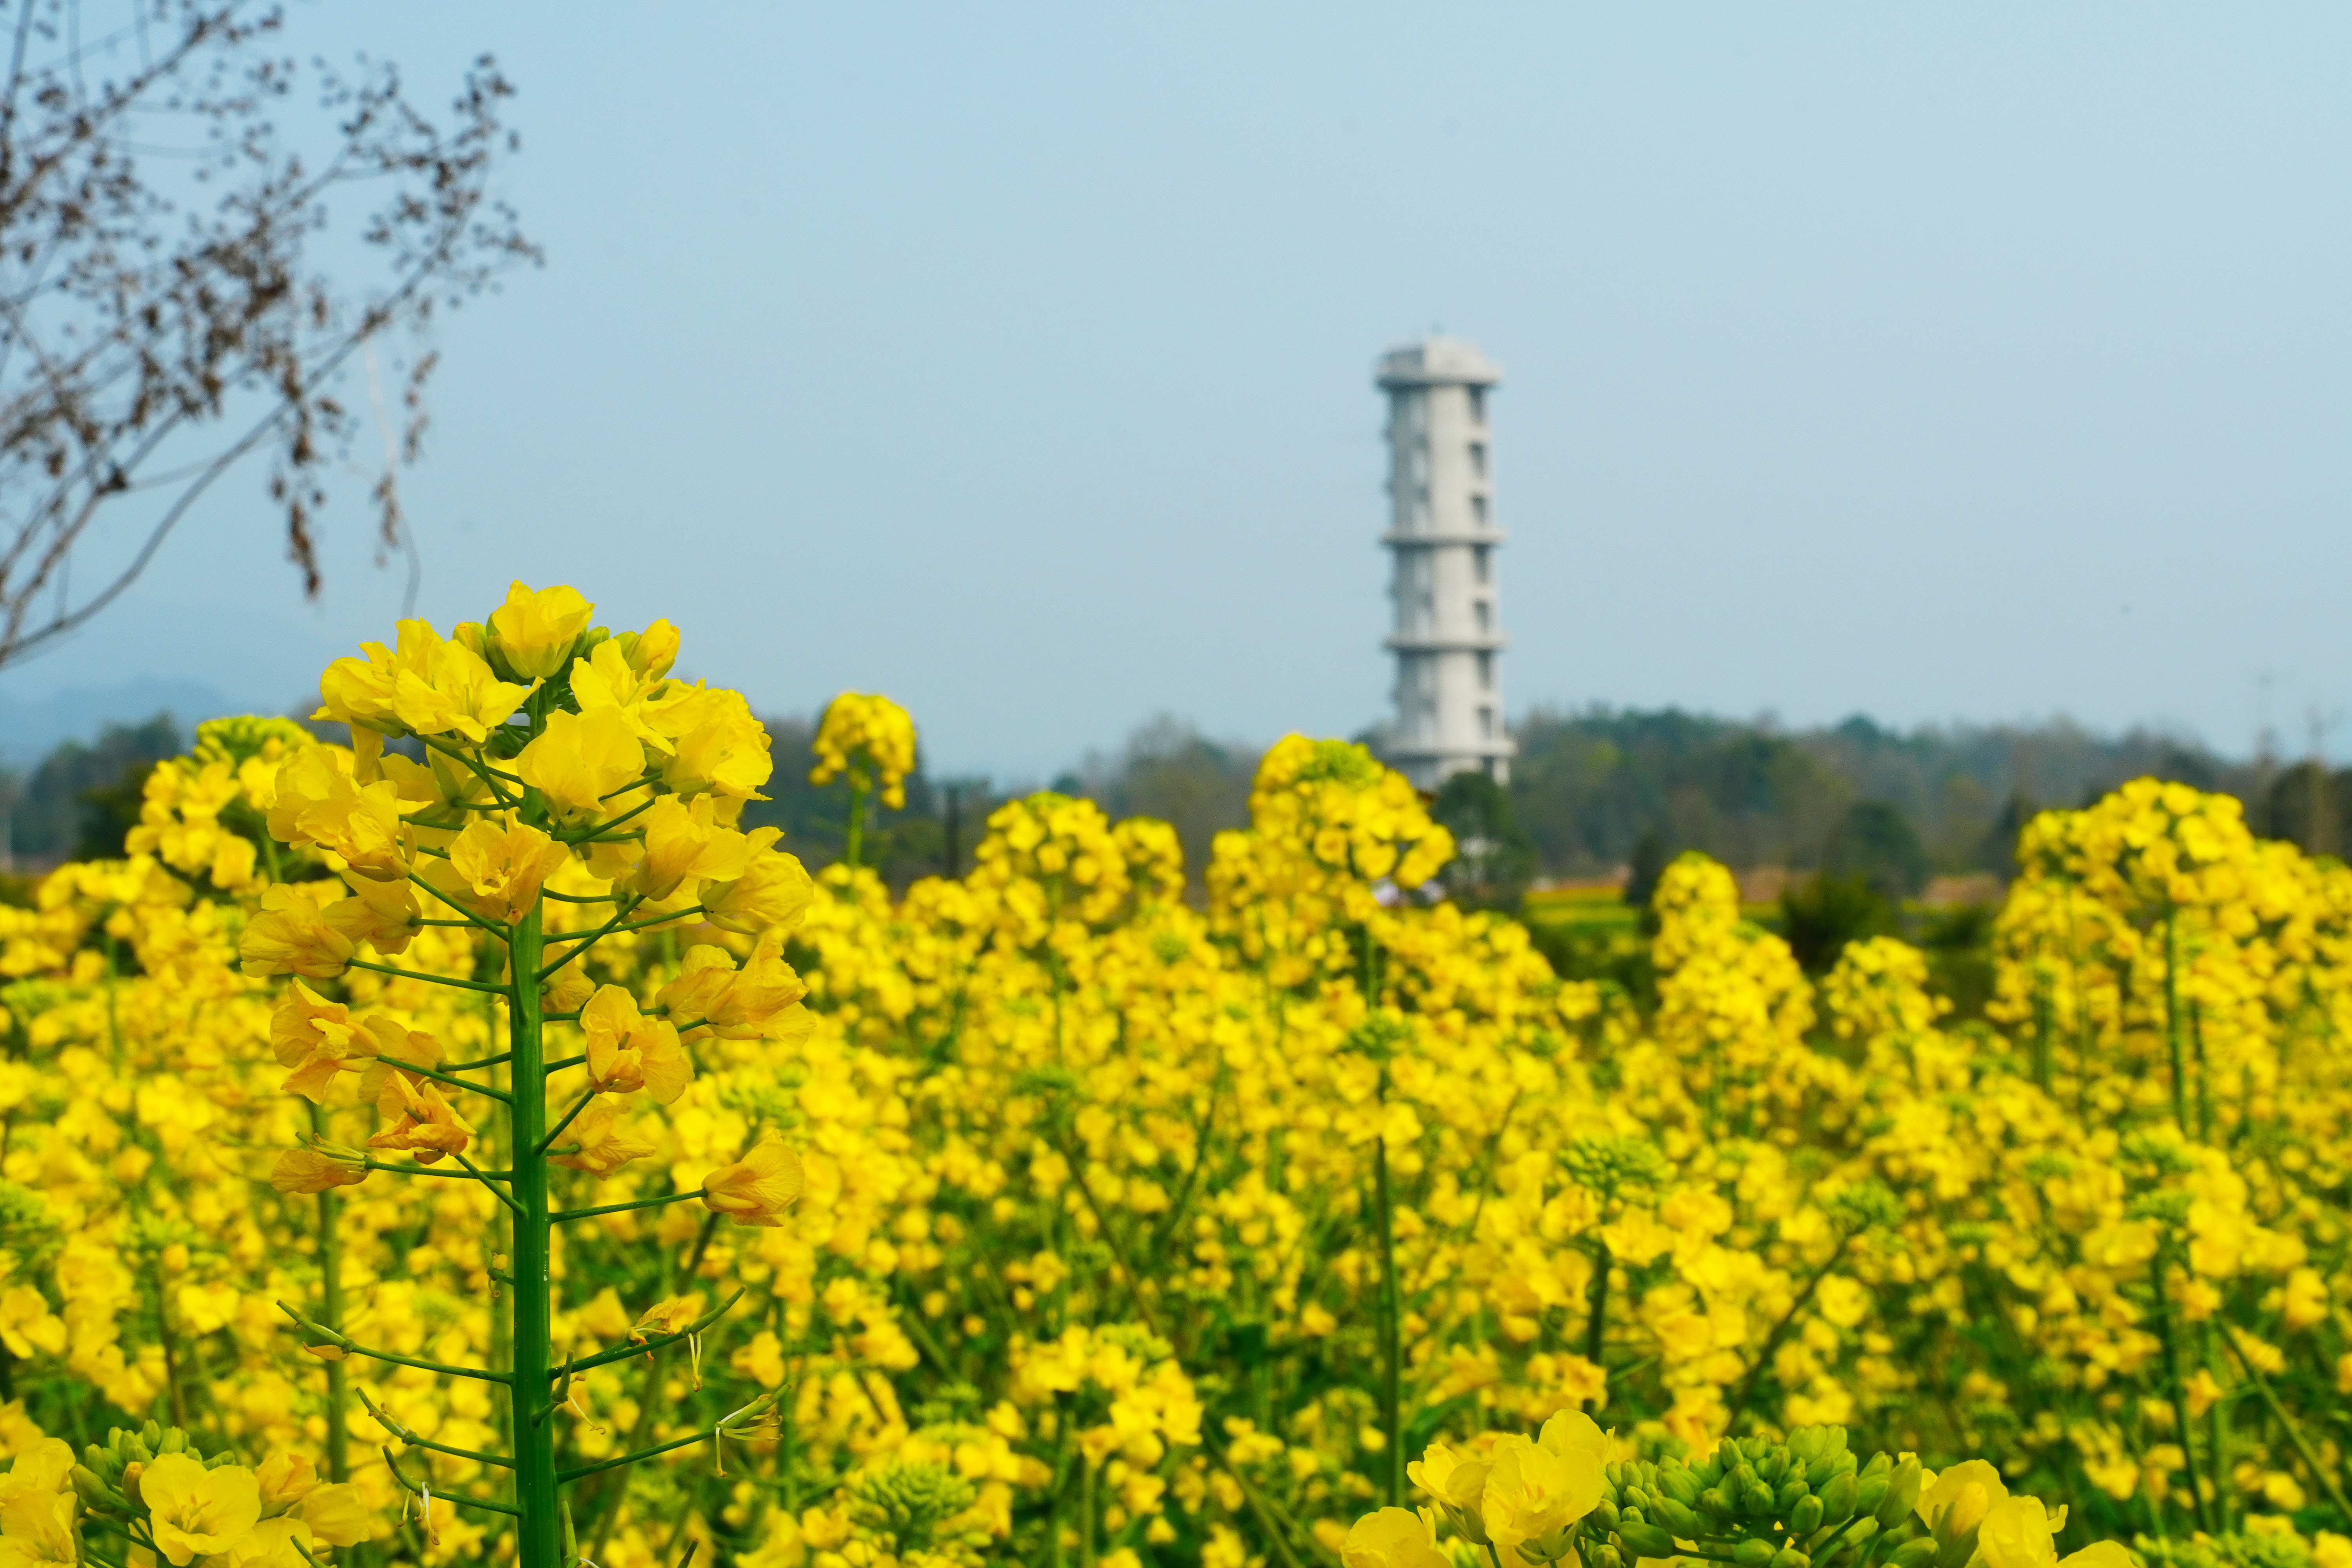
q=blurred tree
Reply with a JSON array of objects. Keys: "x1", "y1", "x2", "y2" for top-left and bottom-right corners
[
  {"x1": 1822, "y1": 800, "x2": 1929, "y2": 899},
  {"x1": 1780, "y1": 873, "x2": 1897, "y2": 976},
  {"x1": 2265, "y1": 761, "x2": 2352, "y2": 860},
  {"x1": 1090, "y1": 715, "x2": 1255, "y2": 900},
  {"x1": 11, "y1": 715, "x2": 182, "y2": 861},
  {"x1": 1623, "y1": 827, "x2": 1671, "y2": 908},
  {"x1": 0, "y1": 2, "x2": 533, "y2": 666},
  {"x1": 1430, "y1": 769, "x2": 1534, "y2": 910}
]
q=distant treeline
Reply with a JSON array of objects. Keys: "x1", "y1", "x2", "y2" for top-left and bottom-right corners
[{"x1": 8, "y1": 706, "x2": 2350, "y2": 899}]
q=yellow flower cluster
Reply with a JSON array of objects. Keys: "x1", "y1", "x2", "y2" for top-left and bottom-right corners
[
  {"x1": 0, "y1": 659, "x2": 2347, "y2": 1568},
  {"x1": 810, "y1": 695, "x2": 917, "y2": 811}
]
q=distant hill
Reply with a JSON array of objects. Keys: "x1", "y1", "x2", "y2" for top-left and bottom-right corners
[{"x1": 0, "y1": 679, "x2": 236, "y2": 764}]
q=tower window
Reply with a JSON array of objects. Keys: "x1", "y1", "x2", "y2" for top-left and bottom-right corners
[
  {"x1": 1468, "y1": 386, "x2": 1487, "y2": 424},
  {"x1": 1475, "y1": 600, "x2": 1492, "y2": 633},
  {"x1": 1477, "y1": 651, "x2": 1493, "y2": 690},
  {"x1": 1479, "y1": 706, "x2": 1495, "y2": 740},
  {"x1": 1470, "y1": 494, "x2": 1488, "y2": 526},
  {"x1": 1473, "y1": 545, "x2": 1491, "y2": 584},
  {"x1": 1469, "y1": 442, "x2": 1486, "y2": 477}
]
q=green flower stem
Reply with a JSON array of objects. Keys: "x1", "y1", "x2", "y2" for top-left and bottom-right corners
[
  {"x1": 2226, "y1": 1333, "x2": 2352, "y2": 1522},
  {"x1": 347, "y1": 958, "x2": 514, "y2": 996},
  {"x1": 2149, "y1": 1255, "x2": 2213, "y2": 1533},
  {"x1": 368, "y1": 1053, "x2": 514, "y2": 1104},
  {"x1": 2164, "y1": 911, "x2": 2188, "y2": 1133},
  {"x1": 365, "y1": 1160, "x2": 515, "y2": 1180},
  {"x1": 508, "y1": 899, "x2": 560, "y2": 1568},
  {"x1": 533, "y1": 1089, "x2": 600, "y2": 1157},
  {"x1": 551, "y1": 1190, "x2": 703, "y2": 1224},
  {"x1": 1373, "y1": 1133, "x2": 1403, "y2": 1509},
  {"x1": 1724, "y1": 1226, "x2": 1856, "y2": 1431},
  {"x1": 311, "y1": 1102, "x2": 350, "y2": 1483},
  {"x1": 385, "y1": 1446, "x2": 524, "y2": 1516},
  {"x1": 845, "y1": 773, "x2": 867, "y2": 872},
  {"x1": 1583, "y1": 1236, "x2": 1612, "y2": 1410},
  {"x1": 407, "y1": 872, "x2": 511, "y2": 937},
  {"x1": 564, "y1": 1289, "x2": 745, "y2": 1375},
  {"x1": 453, "y1": 1151, "x2": 528, "y2": 1217}
]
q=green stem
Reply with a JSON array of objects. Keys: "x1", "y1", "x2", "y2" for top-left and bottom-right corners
[
  {"x1": 2149, "y1": 1256, "x2": 2213, "y2": 1533},
  {"x1": 508, "y1": 901, "x2": 559, "y2": 1568},
  {"x1": 2226, "y1": 1333, "x2": 2352, "y2": 1522},
  {"x1": 2164, "y1": 910, "x2": 2188, "y2": 1133},
  {"x1": 1373, "y1": 1134, "x2": 1403, "y2": 1508},
  {"x1": 312, "y1": 1104, "x2": 349, "y2": 1483},
  {"x1": 552, "y1": 1190, "x2": 702, "y2": 1224},
  {"x1": 348, "y1": 958, "x2": 514, "y2": 996},
  {"x1": 1583, "y1": 1238, "x2": 1612, "y2": 1410},
  {"x1": 845, "y1": 775, "x2": 866, "y2": 872}
]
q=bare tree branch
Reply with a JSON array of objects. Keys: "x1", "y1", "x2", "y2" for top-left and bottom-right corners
[{"x1": 0, "y1": 0, "x2": 534, "y2": 668}]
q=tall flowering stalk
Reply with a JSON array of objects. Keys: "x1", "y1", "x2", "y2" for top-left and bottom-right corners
[
  {"x1": 240, "y1": 583, "x2": 818, "y2": 1566},
  {"x1": 808, "y1": 691, "x2": 916, "y2": 873}
]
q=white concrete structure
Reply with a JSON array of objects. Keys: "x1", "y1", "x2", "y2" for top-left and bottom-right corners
[{"x1": 1378, "y1": 336, "x2": 1513, "y2": 789}]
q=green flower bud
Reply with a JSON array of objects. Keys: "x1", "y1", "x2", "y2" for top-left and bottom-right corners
[
  {"x1": 1592, "y1": 1501, "x2": 1623, "y2": 1534},
  {"x1": 1702, "y1": 1487, "x2": 1739, "y2": 1523},
  {"x1": 1856, "y1": 1472, "x2": 1891, "y2": 1516},
  {"x1": 1736, "y1": 1539, "x2": 1778, "y2": 1568},
  {"x1": 1623, "y1": 1508, "x2": 1647, "y2": 1528},
  {"x1": 1859, "y1": 1453, "x2": 1891, "y2": 1481},
  {"x1": 1889, "y1": 1541, "x2": 1940, "y2": 1568},
  {"x1": 1619, "y1": 1523, "x2": 1678, "y2": 1559},
  {"x1": 1789, "y1": 1495, "x2": 1825, "y2": 1535},
  {"x1": 1789, "y1": 1428, "x2": 1829, "y2": 1463},
  {"x1": 1777, "y1": 1477, "x2": 1812, "y2": 1515},
  {"x1": 1661, "y1": 1467, "x2": 1703, "y2": 1508},
  {"x1": 1592, "y1": 1548, "x2": 1626, "y2": 1568},
  {"x1": 1877, "y1": 1460, "x2": 1923, "y2": 1529},
  {"x1": 1744, "y1": 1483, "x2": 1777, "y2": 1518},
  {"x1": 1732, "y1": 1464, "x2": 1759, "y2": 1494},
  {"x1": 1818, "y1": 1473, "x2": 1859, "y2": 1528},
  {"x1": 1771, "y1": 1550, "x2": 1811, "y2": 1568},
  {"x1": 1933, "y1": 1525, "x2": 1981, "y2": 1568},
  {"x1": 1655, "y1": 1499, "x2": 1704, "y2": 1539}
]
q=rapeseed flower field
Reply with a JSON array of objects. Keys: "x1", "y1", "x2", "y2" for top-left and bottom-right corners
[{"x1": 0, "y1": 585, "x2": 2341, "y2": 1568}]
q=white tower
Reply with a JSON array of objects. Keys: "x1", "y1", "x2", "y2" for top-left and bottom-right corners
[{"x1": 1379, "y1": 336, "x2": 1512, "y2": 791}]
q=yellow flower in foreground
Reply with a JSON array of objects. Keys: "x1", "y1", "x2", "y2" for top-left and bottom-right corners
[
  {"x1": 701, "y1": 1139, "x2": 805, "y2": 1226},
  {"x1": 701, "y1": 831, "x2": 815, "y2": 936},
  {"x1": 581, "y1": 985, "x2": 693, "y2": 1103},
  {"x1": 550, "y1": 1101, "x2": 656, "y2": 1177},
  {"x1": 431, "y1": 819, "x2": 570, "y2": 924},
  {"x1": 488, "y1": 579, "x2": 594, "y2": 679},
  {"x1": 517, "y1": 708, "x2": 645, "y2": 820},
  {"x1": 1341, "y1": 1508, "x2": 1450, "y2": 1568},
  {"x1": 140, "y1": 1452, "x2": 261, "y2": 1566},
  {"x1": 293, "y1": 1482, "x2": 372, "y2": 1547},
  {"x1": 1480, "y1": 1431, "x2": 1598, "y2": 1557},
  {"x1": 269, "y1": 1147, "x2": 369, "y2": 1195}
]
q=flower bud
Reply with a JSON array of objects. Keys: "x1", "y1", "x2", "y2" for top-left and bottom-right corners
[
  {"x1": 1789, "y1": 1495, "x2": 1824, "y2": 1534},
  {"x1": 1807, "y1": 1452, "x2": 1848, "y2": 1488},
  {"x1": 1743, "y1": 1483, "x2": 1776, "y2": 1518},
  {"x1": 1933, "y1": 1524, "x2": 1982, "y2": 1568},
  {"x1": 1933, "y1": 1484, "x2": 1990, "y2": 1547},
  {"x1": 1817, "y1": 1473, "x2": 1858, "y2": 1528},
  {"x1": 1736, "y1": 1539, "x2": 1777, "y2": 1568},
  {"x1": 1855, "y1": 1472, "x2": 1890, "y2": 1517},
  {"x1": 1777, "y1": 1477, "x2": 1811, "y2": 1514},
  {"x1": 1771, "y1": 1550, "x2": 1811, "y2": 1568},
  {"x1": 1655, "y1": 1499, "x2": 1703, "y2": 1538},
  {"x1": 1889, "y1": 1541, "x2": 1938, "y2": 1568},
  {"x1": 1591, "y1": 1500, "x2": 1622, "y2": 1534},
  {"x1": 1877, "y1": 1460, "x2": 1923, "y2": 1529},
  {"x1": 1660, "y1": 1466, "x2": 1702, "y2": 1508},
  {"x1": 1618, "y1": 1523, "x2": 1677, "y2": 1559}
]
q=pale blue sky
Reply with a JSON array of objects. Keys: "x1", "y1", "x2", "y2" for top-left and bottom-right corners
[{"x1": 7, "y1": 4, "x2": 2348, "y2": 775}]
